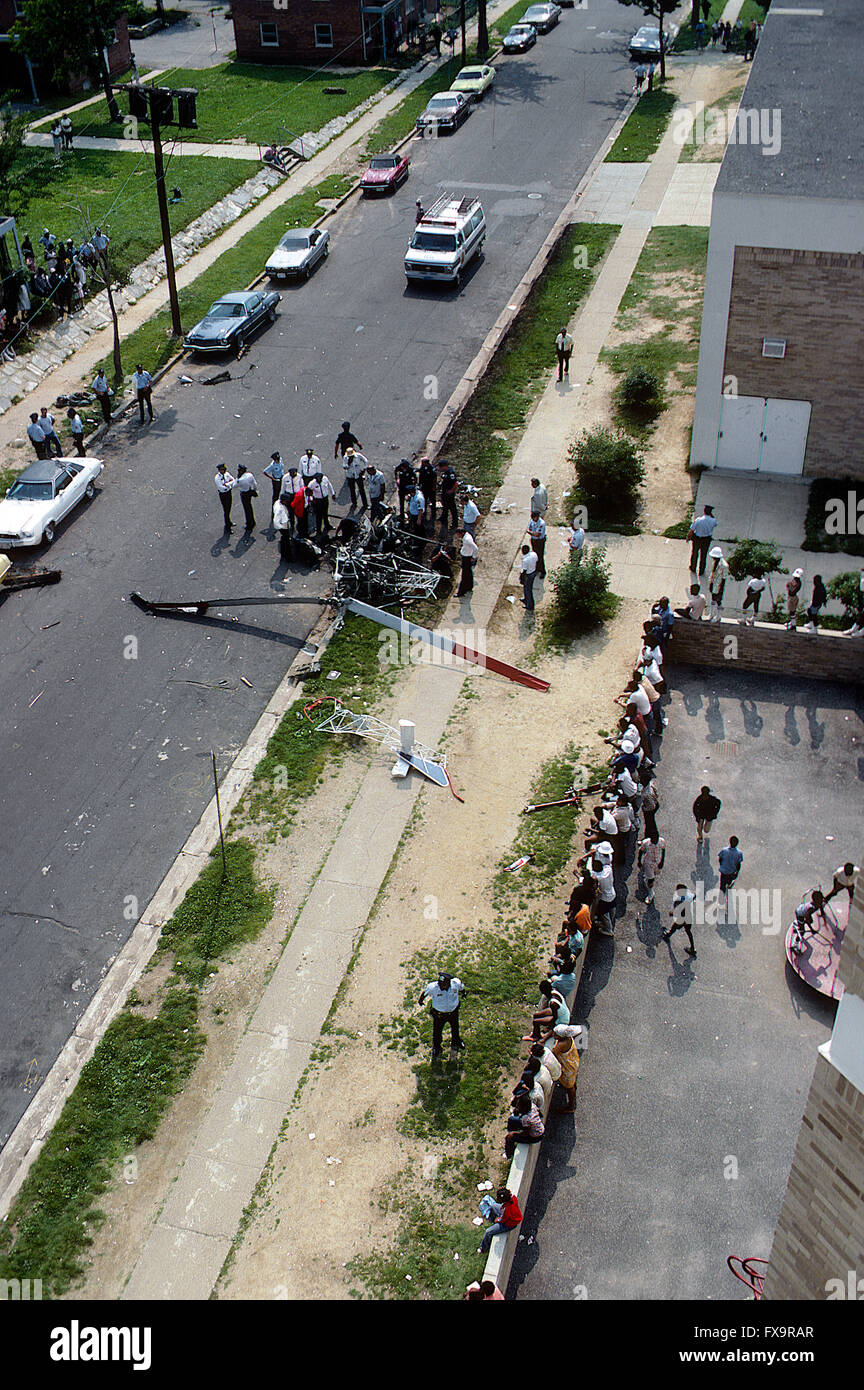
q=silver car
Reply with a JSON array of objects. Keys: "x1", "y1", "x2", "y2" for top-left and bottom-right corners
[
  {"x1": 265, "y1": 226, "x2": 330, "y2": 281},
  {"x1": 521, "y1": 4, "x2": 562, "y2": 34}
]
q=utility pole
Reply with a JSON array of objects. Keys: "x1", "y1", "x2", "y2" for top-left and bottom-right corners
[
  {"x1": 151, "y1": 114, "x2": 182, "y2": 337},
  {"x1": 460, "y1": 0, "x2": 467, "y2": 66},
  {"x1": 115, "y1": 83, "x2": 197, "y2": 339}
]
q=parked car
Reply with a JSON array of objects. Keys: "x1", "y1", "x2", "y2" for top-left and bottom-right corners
[
  {"x1": 416, "y1": 91, "x2": 471, "y2": 134},
  {"x1": 184, "y1": 290, "x2": 281, "y2": 355},
  {"x1": 265, "y1": 227, "x2": 330, "y2": 280},
  {"x1": 629, "y1": 23, "x2": 679, "y2": 58},
  {"x1": 502, "y1": 22, "x2": 538, "y2": 52},
  {"x1": 449, "y1": 64, "x2": 496, "y2": 101},
  {"x1": 0, "y1": 457, "x2": 103, "y2": 547},
  {"x1": 360, "y1": 152, "x2": 411, "y2": 193},
  {"x1": 521, "y1": 3, "x2": 562, "y2": 34}
]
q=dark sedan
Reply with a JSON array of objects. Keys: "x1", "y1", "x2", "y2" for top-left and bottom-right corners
[{"x1": 183, "y1": 290, "x2": 281, "y2": 356}]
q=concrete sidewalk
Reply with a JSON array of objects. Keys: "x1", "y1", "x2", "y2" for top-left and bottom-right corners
[{"x1": 25, "y1": 132, "x2": 264, "y2": 160}]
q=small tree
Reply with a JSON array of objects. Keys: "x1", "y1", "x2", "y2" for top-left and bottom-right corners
[
  {"x1": 616, "y1": 1, "x2": 678, "y2": 81},
  {"x1": 827, "y1": 571, "x2": 863, "y2": 621},
  {"x1": 570, "y1": 427, "x2": 645, "y2": 523},
  {"x1": 614, "y1": 365, "x2": 665, "y2": 422},
  {"x1": 727, "y1": 539, "x2": 786, "y2": 582},
  {"x1": 76, "y1": 217, "x2": 134, "y2": 382},
  {"x1": 548, "y1": 546, "x2": 618, "y2": 635},
  {"x1": 11, "y1": 0, "x2": 124, "y2": 123}
]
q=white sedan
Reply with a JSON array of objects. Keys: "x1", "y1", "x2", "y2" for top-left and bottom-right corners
[
  {"x1": 0, "y1": 456, "x2": 103, "y2": 547},
  {"x1": 265, "y1": 226, "x2": 330, "y2": 280}
]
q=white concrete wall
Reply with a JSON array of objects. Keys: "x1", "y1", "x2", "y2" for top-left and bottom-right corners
[{"x1": 690, "y1": 192, "x2": 864, "y2": 471}]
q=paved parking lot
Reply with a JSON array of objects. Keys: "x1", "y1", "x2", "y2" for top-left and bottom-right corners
[{"x1": 510, "y1": 667, "x2": 864, "y2": 1301}]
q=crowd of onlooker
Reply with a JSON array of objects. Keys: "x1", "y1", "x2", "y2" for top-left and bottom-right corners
[
  {"x1": 467, "y1": 594, "x2": 679, "y2": 1294},
  {"x1": 1, "y1": 224, "x2": 111, "y2": 361}
]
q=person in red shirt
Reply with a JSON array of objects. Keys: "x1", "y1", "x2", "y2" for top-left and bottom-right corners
[{"x1": 478, "y1": 1187, "x2": 522, "y2": 1254}]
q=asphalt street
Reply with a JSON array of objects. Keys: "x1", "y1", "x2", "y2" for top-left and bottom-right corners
[{"x1": 0, "y1": 3, "x2": 635, "y2": 1147}]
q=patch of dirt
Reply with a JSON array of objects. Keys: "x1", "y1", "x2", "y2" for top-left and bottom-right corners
[{"x1": 216, "y1": 563, "x2": 647, "y2": 1300}]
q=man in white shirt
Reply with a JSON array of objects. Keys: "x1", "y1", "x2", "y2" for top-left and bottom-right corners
[
  {"x1": 299, "y1": 448, "x2": 320, "y2": 480},
  {"x1": 825, "y1": 862, "x2": 859, "y2": 906},
  {"x1": 92, "y1": 370, "x2": 112, "y2": 424},
  {"x1": 530, "y1": 478, "x2": 548, "y2": 517},
  {"x1": 308, "y1": 470, "x2": 335, "y2": 536},
  {"x1": 520, "y1": 543, "x2": 538, "y2": 611},
  {"x1": 133, "y1": 364, "x2": 153, "y2": 423},
  {"x1": 215, "y1": 463, "x2": 236, "y2": 531},
  {"x1": 687, "y1": 504, "x2": 717, "y2": 576},
  {"x1": 279, "y1": 466, "x2": 304, "y2": 537},
  {"x1": 418, "y1": 971, "x2": 466, "y2": 1057},
  {"x1": 568, "y1": 521, "x2": 585, "y2": 560},
  {"x1": 456, "y1": 528, "x2": 479, "y2": 596},
  {"x1": 462, "y1": 494, "x2": 480, "y2": 537},
  {"x1": 555, "y1": 327, "x2": 573, "y2": 381},
  {"x1": 38, "y1": 407, "x2": 63, "y2": 457},
  {"x1": 589, "y1": 846, "x2": 617, "y2": 936},
  {"x1": 366, "y1": 465, "x2": 387, "y2": 522},
  {"x1": 342, "y1": 446, "x2": 368, "y2": 511},
  {"x1": 408, "y1": 485, "x2": 426, "y2": 535},
  {"x1": 235, "y1": 465, "x2": 257, "y2": 530}
]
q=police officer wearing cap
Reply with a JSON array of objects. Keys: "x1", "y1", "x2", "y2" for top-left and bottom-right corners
[
  {"x1": 263, "y1": 451, "x2": 284, "y2": 506},
  {"x1": 418, "y1": 970, "x2": 466, "y2": 1057}
]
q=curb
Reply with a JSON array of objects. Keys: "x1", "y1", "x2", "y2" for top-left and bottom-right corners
[{"x1": 424, "y1": 85, "x2": 638, "y2": 460}]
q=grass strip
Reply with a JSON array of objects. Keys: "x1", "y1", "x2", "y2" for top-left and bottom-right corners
[
  {"x1": 377, "y1": 747, "x2": 585, "y2": 1141},
  {"x1": 441, "y1": 223, "x2": 618, "y2": 495},
  {"x1": 605, "y1": 88, "x2": 677, "y2": 163},
  {"x1": 0, "y1": 839, "x2": 273, "y2": 1295},
  {"x1": 233, "y1": 611, "x2": 397, "y2": 839},
  {"x1": 92, "y1": 172, "x2": 354, "y2": 391}
]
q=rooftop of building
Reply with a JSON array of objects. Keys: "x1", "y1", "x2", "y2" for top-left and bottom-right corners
[{"x1": 714, "y1": 0, "x2": 864, "y2": 203}]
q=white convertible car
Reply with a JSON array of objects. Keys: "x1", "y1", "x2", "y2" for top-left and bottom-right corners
[{"x1": 0, "y1": 456, "x2": 103, "y2": 547}]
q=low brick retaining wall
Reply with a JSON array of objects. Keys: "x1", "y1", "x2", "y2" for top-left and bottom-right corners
[{"x1": 667, "y1": 616, "x2": 864, "y2": 684}]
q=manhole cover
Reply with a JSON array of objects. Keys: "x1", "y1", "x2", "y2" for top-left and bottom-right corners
[{"x1": 715, "y1": 740, "x2": 740, "y2": 758}]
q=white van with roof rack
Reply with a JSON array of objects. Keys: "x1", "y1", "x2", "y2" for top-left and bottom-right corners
[{"x1": 404, "y1": 194, "x2": 486, "y2": 286}]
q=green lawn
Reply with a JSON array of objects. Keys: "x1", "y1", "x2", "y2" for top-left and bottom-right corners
[
  {"x1": 15, "y1": 148, "x2": 254, "y2": 268},
  {"x1": 76, "y1": 62, "x2": 398, "y2": 145},
  {"x1": 606, "y1": 88, "x2": 677, "y2": 163}
]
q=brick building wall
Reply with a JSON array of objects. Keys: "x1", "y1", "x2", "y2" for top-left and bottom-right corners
[
  {"x1": 724, "y1": 246, "x2": 864, "y2": 481},
  {"x1": 232, "y1": 0, "x2": 413, "y2": 66},
  {"x1": 666, "y1": 617, "x2": 864, "y2": 686},
  {"x1": 763, "y1": 868, "x2": 864, "y2": 1300}
]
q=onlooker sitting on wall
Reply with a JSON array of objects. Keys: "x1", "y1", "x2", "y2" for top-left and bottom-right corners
[
  {"x1": 478, "y1": 1186, "x2": 523, "y2": 1254},
  {"x1": 503, "y1": 1091, "x2": 545, "y2": 1161}
]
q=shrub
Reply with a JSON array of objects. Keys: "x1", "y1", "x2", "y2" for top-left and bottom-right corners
[
  {"x1": 570, "y1": 428, "x2": 645, "y2": 523},
  {"x1": 614, "y1": 365, "x2": 665, "y2": 422},
  {"x1": 727, "y1": 539, "x2": 786, "y2": 583},
  {"x1": 827, "y1": 570, "x2": 863, "y2": 619},
  {"x1": 547, "y1": 546, "x2": 618, "y2": 635}
]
